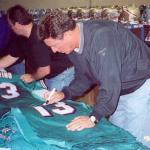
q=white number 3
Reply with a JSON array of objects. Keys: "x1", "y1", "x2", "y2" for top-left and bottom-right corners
[{"x1": 0, "y1": 82, "x2": 20, "y2": 99}]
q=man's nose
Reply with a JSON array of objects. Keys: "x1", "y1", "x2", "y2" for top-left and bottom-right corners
[{"x1": 52, "y1": 47, "x2": 57, "y2": 53}]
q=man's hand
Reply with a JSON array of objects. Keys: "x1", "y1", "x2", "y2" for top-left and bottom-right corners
[
  {"x1": 66, "y1": 116, "x2": 95, "y2": 131},
  {"x1": 44, "y1": 91, "x2": 65, "y2": 105},
  {"x1": 20, "y1": 74, "x2": 35, "y2": 83}
]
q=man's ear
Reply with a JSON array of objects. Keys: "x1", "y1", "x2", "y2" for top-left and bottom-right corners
[
  {"x1": 64, "y1": 30, "x2": 72, "y2": 39},
  {"x1": 15, "y1": 22, "x2": 22, "y2": 28}
]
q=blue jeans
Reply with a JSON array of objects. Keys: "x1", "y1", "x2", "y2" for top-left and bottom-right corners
[
  {"x1": 7, "y1": 61, "x2": 25, "y2": 76},
  {"x1": 44, "y1": 67, "x2": 74, "y2": 91},
  {"x1": 109, "y1": 79, "x2": 150, "y2": 148}
]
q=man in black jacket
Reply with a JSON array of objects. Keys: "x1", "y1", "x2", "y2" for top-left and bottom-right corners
[{"x1": 38, "y1": 10, "x2": 150, "y2": 148}]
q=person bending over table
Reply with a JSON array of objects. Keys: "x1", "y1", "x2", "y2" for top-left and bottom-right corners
[{"x1": 38, "y1": 9, "x2": 150, "y2": 148}]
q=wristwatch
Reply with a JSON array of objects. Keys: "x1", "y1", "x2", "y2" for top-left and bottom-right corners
[{"x1": 89, "y1": 115, "x2": 98, "y2": 124}]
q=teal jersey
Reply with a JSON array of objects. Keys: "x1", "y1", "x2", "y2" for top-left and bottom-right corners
[
  {"x1": 11, "y1": 101, "x2": 148, "y2": 150},
  {"x1": 0, "y1": 72, "x2": 46, "y2": 109},
  {"x1": 0, "y1": 72, "x2": 148, "y2": 150}
]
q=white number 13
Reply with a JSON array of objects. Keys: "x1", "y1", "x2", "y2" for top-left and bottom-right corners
[{"x1": 34, "y1": 102, "x2": 75, "y2": 116}]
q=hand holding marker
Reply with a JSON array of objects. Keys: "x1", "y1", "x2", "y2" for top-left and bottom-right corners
[{"x1": 43, "y1": 88, "x2": 56, "y2": 105}]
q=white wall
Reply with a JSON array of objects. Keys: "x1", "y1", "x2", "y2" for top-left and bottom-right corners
[{"x1": 0, "y1": 0, "x2": 149, "y2": 10}]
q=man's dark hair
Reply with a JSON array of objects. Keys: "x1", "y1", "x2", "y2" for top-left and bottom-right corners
[
  {"x1": 7, "y1": 5, "x2": 33, "y2": 25},
  {"x1": 38, "y1": 9, "x2": 76, "y2": 40}
]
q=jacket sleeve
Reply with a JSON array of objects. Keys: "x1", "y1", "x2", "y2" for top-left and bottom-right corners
[
  {"x1": 89, "y1": 28, "x2": 122, "y2": 121},
  {"x1": 62, "y1": 52, "x2": 95, "y2": 99}
]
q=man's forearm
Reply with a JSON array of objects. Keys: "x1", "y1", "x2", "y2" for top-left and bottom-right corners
[
  {"x1": 31, "y1": 66, "x2": 50, "y2": 80},
  {"x1": 0, "y1": 55, "x2": 19, "y2": 69},
  {"x1": 62, "y1": 73, "x2": 93, "y2": 100}
]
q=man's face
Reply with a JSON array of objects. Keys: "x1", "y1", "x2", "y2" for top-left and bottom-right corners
[
  {"x1": 44, "y1": 32, "x2": 75, "y2": 54},
  {"x1": 8, "y1": 19, "x2": 23, "y2": 35}
]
